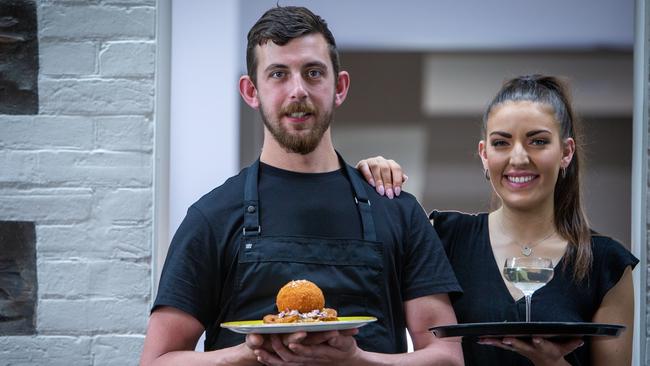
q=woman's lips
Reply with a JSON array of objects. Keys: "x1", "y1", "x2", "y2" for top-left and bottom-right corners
[{"x1": 504, "y1": 174, "x2": 538, "y2": 188}]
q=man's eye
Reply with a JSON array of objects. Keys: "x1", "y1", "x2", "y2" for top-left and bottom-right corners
[
  {"x1": 270, "y1": 71, "x2": 285, "y2": 78},
  {"x1": 307, "y1": 69, "x2": 322, "y2": 78}
]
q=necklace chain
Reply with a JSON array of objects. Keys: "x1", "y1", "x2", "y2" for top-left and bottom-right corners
[{"x1": 498, "y1": 217, "x2": 556, "y2": 256}]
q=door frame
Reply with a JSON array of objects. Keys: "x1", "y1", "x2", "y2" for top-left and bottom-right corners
[{"x1": 632, "y1": 1, "x2": 649, "y2": 364}]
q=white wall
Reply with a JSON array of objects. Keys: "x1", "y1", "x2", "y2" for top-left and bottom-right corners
[
  {"x1": 169, "y1": 0, "x2": 240, "y2": 238},
  {"x1": 240, "y1": 0, "x2": 633, "y2": 51}
]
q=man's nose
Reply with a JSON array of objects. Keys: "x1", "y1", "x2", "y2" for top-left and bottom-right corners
[{"x1": 290, "y1": 75, "x2": 308, "y2": 100}]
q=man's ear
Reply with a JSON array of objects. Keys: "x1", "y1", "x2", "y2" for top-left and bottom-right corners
[
  {"x1": 334, "y1": 71, "x2": 350, "y2": 107},
  {"x1": 239, "y1": 75, "x2": 259, "y2": 109}
]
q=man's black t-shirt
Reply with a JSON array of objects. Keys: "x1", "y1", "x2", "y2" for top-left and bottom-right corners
[
  {"x1": 153, "y1": 161, "x2": 460, "y2": 352},
  {"x1": 258, "y1": 162, "x2": 362, "y2": 238}
]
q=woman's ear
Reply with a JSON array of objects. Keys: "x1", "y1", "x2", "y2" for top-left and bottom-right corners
[
  {"x1": 561, "y1": 137, "x2": 576, "y2": 168},
  {"x1": 239, "y1": 75, "x2": 259, "y2": 109},
  {"x1": 478, "y1": 140, "x2": 489, "y2": 171}
]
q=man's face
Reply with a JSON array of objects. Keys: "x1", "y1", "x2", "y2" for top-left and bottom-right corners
[{"x1": 253, "y1": 34, "x2": 339, "y2": 155}]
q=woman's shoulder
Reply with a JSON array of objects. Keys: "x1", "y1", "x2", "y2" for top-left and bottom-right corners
[
  {"x1": 585, "y1": 231, "x2": 638, "y2": 304},
  {"x1": 429, "y1": 209, "x2": 486, "y2": 222},
  {"x1": 590, "y1": 232, "x2": 631, "y2": 255},
  {"x1": 428, "y1": 210, "x2": 487, "y2": 234},
  {"x1": 590, "y1": 232, "x2": 639, "y2": 267}
]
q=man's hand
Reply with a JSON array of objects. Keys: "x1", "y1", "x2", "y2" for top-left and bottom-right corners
[{"x1": 253, "y1": 329, "x2": 360, "y2": 366}]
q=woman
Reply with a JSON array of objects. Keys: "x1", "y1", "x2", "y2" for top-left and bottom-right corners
[{"x1": 357, "y1": 75, "x2": 637, "y2": 365}]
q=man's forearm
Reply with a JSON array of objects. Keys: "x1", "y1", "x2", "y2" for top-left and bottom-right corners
[{"x1": 143, "y1": 343, "x2": 258, "y2": 366}]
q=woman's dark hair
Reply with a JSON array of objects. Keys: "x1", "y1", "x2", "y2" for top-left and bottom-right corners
[
  {"x1": 483, "y1": 74, "x2": 592, "y2": 282},
  {"x1": 246, "y1": 6, "x2": 340, "y2": 85}
]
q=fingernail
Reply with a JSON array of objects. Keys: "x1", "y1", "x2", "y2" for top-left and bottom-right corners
[
  {"x1": 578, "y1": 341, "x2": 584, "y2": 347},
  {"x1": 533, "y1": 338, "x2": 541, "y2": 344},
  {"x1": 378, "y1": 185, "x2": 385, "y2": 196},
  {"x1": 369, "y1": 178, "x2": 376, "y2": 187},
  {"x1": 394, "y1": 187, "x2": 401, "y2": 196},
  {"x1": 386, "y1": 188, "x2": 394, "y2": 199},
  {"x1": 502, "y1": 340, "x2": 512, "y2": 345}
]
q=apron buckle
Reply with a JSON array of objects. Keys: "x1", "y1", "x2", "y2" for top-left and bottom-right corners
[
  {"x1": 354, "y1": 196, "x2": 371, "y2": 206},
  {"x1": 242, "y1": 225, "x2": 261, "y2": 236}
]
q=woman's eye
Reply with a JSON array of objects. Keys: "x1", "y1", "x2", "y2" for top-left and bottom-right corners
[
  {"x1": 531, "y1": 139, "x2": 549, "y2": 146},
  {"x1": 491, "y1": 140, "x2": 508, "y2": 147}
]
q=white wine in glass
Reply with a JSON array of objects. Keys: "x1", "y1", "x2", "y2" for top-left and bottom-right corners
[{"x1": 503, "y1": 257, "x2": 554, "y2": 322}]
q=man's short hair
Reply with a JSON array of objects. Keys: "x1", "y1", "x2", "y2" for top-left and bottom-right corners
[{"x1": 246, "y1": 6, "x2": 340, "y2": 85}]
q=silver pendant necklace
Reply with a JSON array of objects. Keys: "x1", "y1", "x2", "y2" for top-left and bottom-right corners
[
  {"x1": 521, "y1": 245, "x2": 534, "y2": 256},
  {"x1": 498, "y1": 218, "x2": 556, "y2": 256}
]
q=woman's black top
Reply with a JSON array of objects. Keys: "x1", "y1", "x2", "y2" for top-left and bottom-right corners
[{"x1": 430, "y1": 210, "x2": 638, "y2": 366}]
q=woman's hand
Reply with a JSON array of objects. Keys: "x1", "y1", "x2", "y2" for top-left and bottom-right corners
[
  {"x1": 478, "y1": 336, "x2": 584, "y2": 366},
  {"x1": 356, "y1": 156, "x2": 408, "y2": 199}
]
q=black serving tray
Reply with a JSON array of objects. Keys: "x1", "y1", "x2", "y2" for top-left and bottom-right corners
[{"x1": 430, "y1": 322, "x2": 625, "y2": 341}]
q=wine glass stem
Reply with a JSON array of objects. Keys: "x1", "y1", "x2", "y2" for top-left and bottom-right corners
[{"x1": 525, "y1": 295, "x2": 531, "y2": 322}]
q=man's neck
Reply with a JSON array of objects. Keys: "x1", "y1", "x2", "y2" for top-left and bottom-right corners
[{"x1": 259, "y1": 131, "x2": 340, "y2": 173}]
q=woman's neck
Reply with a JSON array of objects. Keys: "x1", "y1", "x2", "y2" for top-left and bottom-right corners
[{"x1": 495, "y1": 205, "x2": 556, "y2": 243}]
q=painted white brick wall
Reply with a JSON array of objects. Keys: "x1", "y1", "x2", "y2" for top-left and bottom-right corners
[
  {"x1": 100, "y1": 41, "x2": 155, "y2": 76},
  {"x1": 0, "y1": 1, "x2": 156, "y2": 364},
  {"x1": 40, "y1": 42, "x2": 98, "y2": 75}
]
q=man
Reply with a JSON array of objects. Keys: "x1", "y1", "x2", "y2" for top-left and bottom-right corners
[{"x1": 140, "y1": 6, "x2": 463, "y2": 366}]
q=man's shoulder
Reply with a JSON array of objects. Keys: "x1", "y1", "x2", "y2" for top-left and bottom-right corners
[{"x1": 191, "y1": 166, "x2": 249, "y2": 215}]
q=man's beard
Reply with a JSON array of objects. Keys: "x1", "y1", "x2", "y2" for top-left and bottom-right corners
[{"x1": 260, "y1": 101, "x2": 333, "y2": 155}]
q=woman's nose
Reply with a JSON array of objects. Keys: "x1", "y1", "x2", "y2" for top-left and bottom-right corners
[{"x1": 509, "y1": 143, "x2": 529, "y2": 166}]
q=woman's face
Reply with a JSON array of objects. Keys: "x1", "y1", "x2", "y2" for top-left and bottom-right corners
[{"x1": 478, "y1": 101, "x2": 574, "y2": 212}]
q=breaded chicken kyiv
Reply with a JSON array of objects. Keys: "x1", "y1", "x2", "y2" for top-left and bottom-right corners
[{"x1": 263, "y1": 280, "x2": 338, "y2": 323}]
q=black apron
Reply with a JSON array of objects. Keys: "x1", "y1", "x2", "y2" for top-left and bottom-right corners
[{"x1": 207, "y1": 157, "x2": 401, "y2": 353}]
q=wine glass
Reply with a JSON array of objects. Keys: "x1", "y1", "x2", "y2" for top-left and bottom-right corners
[{"x1": 503, "y1": 257, "x2": 554, "y2": 322}]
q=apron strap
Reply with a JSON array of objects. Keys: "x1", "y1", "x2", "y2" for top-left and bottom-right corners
[
  {"x1": 243, "y1": 159, "x2": 261, "y2": 237},
  {"x1": 243, "y1": 155, "x2": 377, "y2": 241},
  {"x1": 339, "y1": 153, "x2": 378, "y2": 242}
]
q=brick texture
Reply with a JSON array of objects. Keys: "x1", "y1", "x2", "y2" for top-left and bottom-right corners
[
  {"x1": 38, "y1": 298, "x2": 149, "y2": 334},
  {"x1": 0, "y1": 1, "x2": 157, "y2": 364},
  {"x1": 39, "y1": 78, "x2": 154, "y2": 115},
  {"x1": 40, "y1": 41, "x2": 97, "y2": 75},
  {"x1": 100, "y1": 41, "x2": 155, "y2": 76},
  {"x1": 40, "y1": 5, "x2": 155, "y2": 39},
  {"x1": 0, "y1": 336, "x2": 93, "y2": 365},
  {"x1": 0, "y1": 116, "x2": 95, "y2": 150},
  {"x1": 92, "y1": 335, "x2": 146, "y2": 366}
]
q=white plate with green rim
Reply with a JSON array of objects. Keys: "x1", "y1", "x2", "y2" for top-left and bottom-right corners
[{"x1": 221, "y1": 316, "x2": 377, "y2": 334}]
